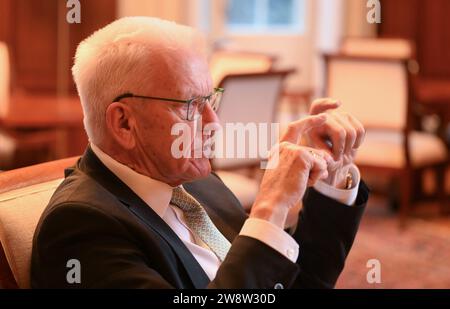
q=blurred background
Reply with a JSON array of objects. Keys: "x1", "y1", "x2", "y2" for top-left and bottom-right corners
[{"x1": 0, "y1": 0, "x2": 449, "y2": 288}]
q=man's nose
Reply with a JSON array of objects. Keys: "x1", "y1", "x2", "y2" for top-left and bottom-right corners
[{"x1": 201, "y1": 103, "x2": 220, "y2": 126}]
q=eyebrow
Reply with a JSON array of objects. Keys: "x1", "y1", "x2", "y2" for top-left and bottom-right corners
[{"x1": 186, "y1": 89, "x2": 214, "y2": 99}]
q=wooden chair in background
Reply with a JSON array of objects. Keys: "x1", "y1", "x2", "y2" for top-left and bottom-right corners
[
  {"x1": 325, "y1": 54, "x2": 448, "y2": 224},
  {"x1": 212, "y1": 70, "x2": 293, "y2": 210},
  {"x1": 209, "y1": 50, "x2": 276, "y2": 87},
  {"x1": 340, "y1": 37, "x2": 416, "y2": 60}
]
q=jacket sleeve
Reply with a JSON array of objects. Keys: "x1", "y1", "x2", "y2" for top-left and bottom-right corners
[{"x1": 290, "y1": 181, "x2": 369, "y2": 288}]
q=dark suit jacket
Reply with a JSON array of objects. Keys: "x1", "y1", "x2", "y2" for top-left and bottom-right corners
[{"x1": 31, "y1": 147, "x2": 369, "y2": 288}]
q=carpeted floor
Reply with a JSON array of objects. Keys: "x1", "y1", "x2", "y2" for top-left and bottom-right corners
[{"x1": 336, "y1": 195, "x2": 450, "y2": 289}]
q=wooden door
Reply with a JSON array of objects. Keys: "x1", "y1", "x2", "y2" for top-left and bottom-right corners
[
  {"x1": 379, "y1": 0, "x2": 450, "y2": 79},
  {"x1": 0, "y1": 0, "x2": 116, "y2": 94}
]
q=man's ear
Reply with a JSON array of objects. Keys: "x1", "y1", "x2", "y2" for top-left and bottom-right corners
[{"x1": 105, "y1": 102, "x2": 137, "y2": 150}]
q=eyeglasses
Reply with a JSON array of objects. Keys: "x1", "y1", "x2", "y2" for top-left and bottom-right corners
[{"x1": 112, "y1": 88, "x2": 224, "y2": 121}]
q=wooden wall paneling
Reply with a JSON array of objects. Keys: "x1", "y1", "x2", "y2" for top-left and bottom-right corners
[
  {"x1": 417, "y1": 0, "x2": 450, "y2": 78},
  {"x1": 0, "y1": 0, "x2": 12, "y2": 43},
  {"x1": 379, "y1": 0, "x2": 420, "y2": 40},
  {"x1": 14, "y1": 0, "x2": 58, "y2": 93},
  {"x1": 67, "y1": 0, "x2": 117, "y2": 94},
  {"x1": 379, "y1": 0, "x2": 450, "y2": 79},
  {"x1": 2, "y1": 0, "x2": 116, "y2": 94}
]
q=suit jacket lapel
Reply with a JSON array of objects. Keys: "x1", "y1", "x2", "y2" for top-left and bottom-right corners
[
  {"x1": 126, "y1": 202, "x2": 210, "y2": 288},
  {"x1": 73, "y1": 147, "x2": 210, "y2": 288}
]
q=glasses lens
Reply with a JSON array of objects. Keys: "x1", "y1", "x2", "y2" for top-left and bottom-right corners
[
  {"x1": 210, "y1": 90, "x2": 222, "y2": 112},
  {"x1": 186, "y1": 89, "x2": 223, "y2": 121},
  {"x1": 187, "y1": 97, "x2": 202, "y2": 121}
]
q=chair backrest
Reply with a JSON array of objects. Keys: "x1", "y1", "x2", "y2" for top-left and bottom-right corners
[
  {"x1": 0, "y1": 157, "x2": 78, "y2": 288},
  {"x1": 209, "y1": 50, "x2": 275, "y2": 87},
  {"x1": 0, "y1": 42, "x2": 10, "y2": 118},
  {"x1": 340, "y1": 37, "x2": 415, "y2": 60},
  {"x1": 211, "y1": 71, "x2": 292, "y2": 170},
  {"x1": 325, "y1": 55, "x2": 409, "y2": 130}
]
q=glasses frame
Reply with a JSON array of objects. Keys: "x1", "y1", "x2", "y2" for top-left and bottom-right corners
[{"x1": 112, "y1": 87, "x2": 224, "y2": 121}]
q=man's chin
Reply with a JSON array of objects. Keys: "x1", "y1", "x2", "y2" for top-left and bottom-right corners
[{"x1": 187, "y1": 158, "x2": 211, "y2": 180}]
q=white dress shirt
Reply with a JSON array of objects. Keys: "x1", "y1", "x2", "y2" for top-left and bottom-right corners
[{"x1": 90, "y1": 143, "x2": 360, "y2": 281}]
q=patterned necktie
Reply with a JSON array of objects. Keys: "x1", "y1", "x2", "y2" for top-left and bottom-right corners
[{"x1": 170, "y1": 186, "x2": 231, "y2": 261}]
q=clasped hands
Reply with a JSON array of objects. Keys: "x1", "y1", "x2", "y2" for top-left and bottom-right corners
[{"x1": 250, "y1": 99, "x2": 366, "y2": 229}]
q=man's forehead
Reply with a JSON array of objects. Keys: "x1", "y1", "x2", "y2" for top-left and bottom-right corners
[{"x1": 150, "y1": 48, "x2": 212, "y2": 96}]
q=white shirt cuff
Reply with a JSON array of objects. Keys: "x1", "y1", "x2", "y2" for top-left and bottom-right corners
[
  {"x1": 239, "y1": 218, "x2": 299, "y2": 263},
  {"x1": 313, "y1": 164, "x2": 361, "y2": 206}
]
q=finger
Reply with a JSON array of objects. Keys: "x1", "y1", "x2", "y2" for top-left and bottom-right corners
[
  {"x1": 322, "y1": 118, "x2": 346, "y2": 161},
  {"x1": 303, "y1": 148, "x2": 328, "y2": 175},
  {"x1": 305, "y1": 152, "x2": 328, "y2": 186},
  {"x1": 309, "y1": 130, "x2": 334, "y2": 156},
  {"x1": 310, "y1": 98, "x2": 342, "y2": 115},
  {"x1": 334, "y1": 113, "x2": 357, "y2": 156},
  {"x1": 309, "y1": 165, "x2": 329, "y2": 184},
  {"x1": 308, "y1": 169, "x2": 328, "y2": 186},
  {"x1": 346, "y1": 113, "x2": 366, "y2": 149},
  {"x1": 312, "y1": 148, "x2": 334, "y2": 166},
  {"x1": 281, "y1": 114, "x2": 327, "y2": 144}
]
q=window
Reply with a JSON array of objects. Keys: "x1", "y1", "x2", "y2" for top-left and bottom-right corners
[{"x1": 226, "y1": 0, "x2": 306, "y2": 34}]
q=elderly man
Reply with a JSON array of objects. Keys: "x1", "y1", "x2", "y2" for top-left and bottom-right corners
[{"x1": 31, "y1": 17, "x2": 368, "y2": 289}]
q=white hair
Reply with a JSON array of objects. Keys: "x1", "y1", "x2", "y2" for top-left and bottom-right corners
[{"x1": 72, "y1": 17, "x2": 206, "y2": 144}]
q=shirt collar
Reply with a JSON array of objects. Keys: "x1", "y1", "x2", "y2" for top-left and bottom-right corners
[{"x1": 90, "y1": 143, "x2": 173, "y2": 218}]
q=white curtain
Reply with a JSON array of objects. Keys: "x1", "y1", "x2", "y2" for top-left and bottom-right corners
[{"x1": 312, "y1": 0, "x2": 345, "y2": 97}]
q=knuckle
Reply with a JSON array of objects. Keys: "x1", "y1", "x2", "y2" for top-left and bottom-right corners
[
  {"x1": 279, "y1": 141, "x2": 290, "y2": 149},
  {"x1": 343, "y1": 111, "x2": 352, "y2": 119},
  {"x1": 295, "y1": 146, "x2": 305, "y2": 156},
  {"x1": 295, "y1": 148, "x2": 309, "y2": 163},
  {"x1": 280, "y1": 141, "x2": 296, "y2": 153},
  {"x1": 354, "y1": 128, "x2": 363, "y2": 138},
  {"x1": 358, "y1": 126, "x2": 366, "y2": 136},
  {"x1": 286, "y1": 123, "x2": 295, "y2": 132},
  {"x1": 337, "y1": 128, "x2": 346, "y2": 140},
  {"x1": 348, "y1": 128, "x2": 357, "y2": 141}
]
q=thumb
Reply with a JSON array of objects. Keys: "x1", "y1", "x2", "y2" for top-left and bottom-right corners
[
  {"x1": 310, "y1": 98, "x2": 342, "y2": 115},
  {"x1": 281, "y1": 114, "x2": 327, "y2": 143}
]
